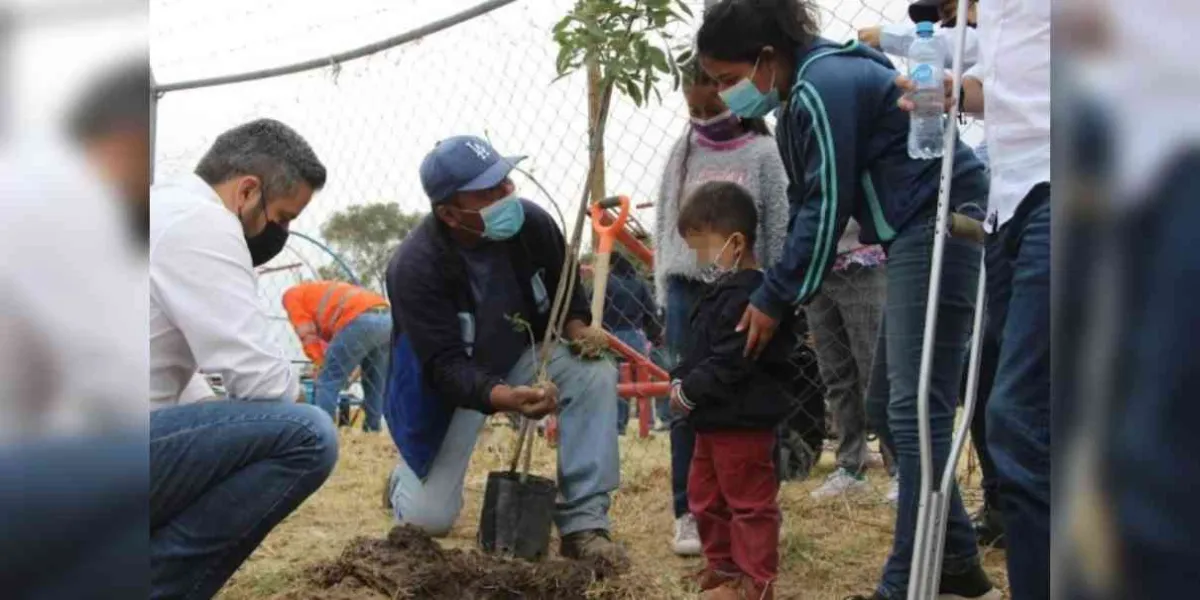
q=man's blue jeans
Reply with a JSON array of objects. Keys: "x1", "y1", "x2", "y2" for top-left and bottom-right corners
[
  {"x1": 877, "y1": 216, "x2": 983, "y2": 599},
  {"x1": 985, "y1": 184, "x2": 1051, "y2": 599},
  {"x1": 0, "y1": 434, "x2": 147, "y2": 599},
  {"x1": 1109, "y1": 151, "x2": 1200, "y2": 599},
  {"x1": 150, "y1": 401, "x2": 338, "y2": 599},
  {"x1": 315, "y1": 311, "x2": 391, "y2": 431},
  {"x1": 388, "y1": 343, "x2": 620, "y2": 537},
  {"x1": 665, "y1": 276, "x2": 707, "y2": 518}
]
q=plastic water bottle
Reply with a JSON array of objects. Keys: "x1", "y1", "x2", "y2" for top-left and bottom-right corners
[{"x1": 907, "y1": 21, "x2": 945, "y2": 160}]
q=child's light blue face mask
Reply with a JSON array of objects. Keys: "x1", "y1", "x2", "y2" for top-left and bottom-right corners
[{"x1": 718, "y1": 55, "x2": 780, "y2": 119}]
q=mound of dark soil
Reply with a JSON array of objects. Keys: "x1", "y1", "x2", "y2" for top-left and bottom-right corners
[{"x1": 279, "y1": 525, "x2": 624, "y2": 600}]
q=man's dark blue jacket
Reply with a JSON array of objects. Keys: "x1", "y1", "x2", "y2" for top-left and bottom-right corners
[{"x1": 383, "y1": 200, "x2": 590, "y2": 479}]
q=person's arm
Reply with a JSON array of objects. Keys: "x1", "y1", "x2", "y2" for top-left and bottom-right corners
[
  {"x1": 179, "y1": 372, "x2": 218, "y2": 403},
  {"x1": 876, "y1": 22, "x2": 917, "y2": 56},
  {"x1": 962, "y1": 62, "x2": 985, "y2": 116},
  {"x1": 282, "y1": 288, "x2": 328, "y2": 366},
  {"x1": 653, "y1": 135, "x2": 685, "y2": 309},
  {"x1": 151, "y1": 210, "x2": 299, "y2": 402},
  {"x1": 389, "y1": 253, "x2": 504, "y2": 414},
  {"x1": 933, "y1": 25, "x2": 981, "y2": 70},
  {"x1": 754, "y1": 141, "x2": 790, "y2": 269},
  {"x1": 749, "y1": 80, "x2": 855, "y2": 322},
  {"x1": 673, "y1": 295, "x2": 757, "y2": 412}
]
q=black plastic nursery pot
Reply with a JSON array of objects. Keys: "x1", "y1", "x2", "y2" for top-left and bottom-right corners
[{"x1": 478, "y1": 470, "x2": 557, "y2": 561}]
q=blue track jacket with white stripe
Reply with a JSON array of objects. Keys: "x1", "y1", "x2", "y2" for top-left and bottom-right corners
[{"x1": 750, "y1": 39, "x2": 989, "y2": 320}]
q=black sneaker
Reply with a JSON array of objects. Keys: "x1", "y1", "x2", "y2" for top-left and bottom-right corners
[
  {"x1": 940, "y1": 564, "x2": 1002, "y2": 599},
  {"x1": 336, "y1": 406, "x2": 351, "y2": 427},
  {"x1": 971, "y1": 503, "x2": 1007, "y2": 549}
]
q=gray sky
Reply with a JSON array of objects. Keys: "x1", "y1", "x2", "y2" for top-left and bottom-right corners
[{"x1": 144, "y1": 0, "x2": 975, "y2": 360}]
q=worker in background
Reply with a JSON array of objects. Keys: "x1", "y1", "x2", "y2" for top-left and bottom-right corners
[{"x1": 282, "y1": 280, "x2": 392, "y2": 432}]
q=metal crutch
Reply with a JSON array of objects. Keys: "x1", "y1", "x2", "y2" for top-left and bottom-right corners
[{"x1": 908, "y1": 1, "x2": 983, "y2": 598}]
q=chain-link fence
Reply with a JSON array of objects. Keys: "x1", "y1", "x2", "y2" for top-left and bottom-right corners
[{"x1": 153, "y1": 0, "x2": 986, "y2": 480}]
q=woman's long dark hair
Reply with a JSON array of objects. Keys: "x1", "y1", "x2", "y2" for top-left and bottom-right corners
[{"x1": 696, "y1": 0, "x2": 820, "y2": 63}]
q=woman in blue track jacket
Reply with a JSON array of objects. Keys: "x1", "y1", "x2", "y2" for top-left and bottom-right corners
[{"x1": 696, "y1": 2, "x2": 999, "y2": 599}]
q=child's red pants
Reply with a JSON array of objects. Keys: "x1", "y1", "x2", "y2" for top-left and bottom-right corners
[{"x1": 688, "y1": 428, "x2": 780, "y2": 585}]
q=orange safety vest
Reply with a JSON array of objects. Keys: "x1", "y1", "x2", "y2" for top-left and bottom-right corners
[{"x1": 281, "y1": 281, "x2": 389, "y2": 365}]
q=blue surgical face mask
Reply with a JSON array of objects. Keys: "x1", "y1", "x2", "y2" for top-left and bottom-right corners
[
  {"x1": 718, "y1": 55, "x2": 780, "y2": 119},
  {"x1": 476, "y1": 194, "x2": 525, "y2": 241}
]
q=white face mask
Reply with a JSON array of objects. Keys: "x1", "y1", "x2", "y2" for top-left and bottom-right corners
[{"x1": 697, "y1": 236, "x2": 741, "y2": 284}]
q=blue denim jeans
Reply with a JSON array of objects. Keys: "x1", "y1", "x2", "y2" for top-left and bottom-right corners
[
  {"x1": 611, "y1": 327, "x2": 649, "y2": 435},
  {"x1": 865, "y1": 319, "x2": 897, "y2": 477},
  {"x1": 150, "y1": 401, "x2": 338, "y2": 599},
  {"x1": 665, "y1": 275, "x2": 707, "y2": 518},
  {"x1": 877, "y1": 216, "x2": 983, "y2": 599},
  {"x1": 315, "y1": 311, "x2": 391, "y2": 431},
  {"x1": 985, "y1": 184, "x2": 1051, "y2": 599},
  {"x1": 0, "y1": 434, "x2": 147, "y2": 599},
  {"x1": 389, "y1": 343, "x2": 620, "y2": 536},
  {"x1": 1110, "y1": 151, "x2": 1200, "y2": 599}
]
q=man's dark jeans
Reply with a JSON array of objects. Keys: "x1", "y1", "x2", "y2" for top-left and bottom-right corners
[
  {"x1": 150, "y1": 401, "x2": 338, "y2": 599},
  {"x1": 1108, "y1": 152, "x2": 1200, "y2": 598},
  {"x1": 985, "y1": 184, "x2": 1051, "y2": 600}
]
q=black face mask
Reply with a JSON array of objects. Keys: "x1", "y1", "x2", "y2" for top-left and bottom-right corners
[{"x1": 241, "y1": 191, "x2": 289, "y2": 267}]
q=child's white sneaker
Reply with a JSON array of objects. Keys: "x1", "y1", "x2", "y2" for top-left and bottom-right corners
[{"x1": 672, "y1": 513, "x2": 702, "y2": 556}]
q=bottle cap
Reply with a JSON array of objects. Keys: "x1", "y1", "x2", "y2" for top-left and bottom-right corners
[{"x1": 915, "y1": 21, "x2": 935, "y2": 36}]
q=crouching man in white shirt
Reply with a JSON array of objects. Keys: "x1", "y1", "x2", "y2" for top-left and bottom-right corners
[{"x1": 149, "y1": 118, "x2": 338, "y2": 599}]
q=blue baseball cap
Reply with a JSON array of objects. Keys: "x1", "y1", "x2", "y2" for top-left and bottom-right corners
[{"x1": 419, "y1": 135, "x2": 526, "y2": 205}]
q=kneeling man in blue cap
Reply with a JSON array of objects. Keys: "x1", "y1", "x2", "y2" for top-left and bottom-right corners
[{"x1": 382, "y1": 135, "x2": 626, "y2": 564}]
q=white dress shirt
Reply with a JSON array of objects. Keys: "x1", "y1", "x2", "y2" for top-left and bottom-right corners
[
  {"x1": 0, "y1": 135, "x2": 147, "y2": 442},
  {"x1": 149, "y1": 173, "x2": 299, "y2": 409},
  {"x1": 965, "y1": 0, "x2": 1051, "y2": 232},
  {"x1": 880, "y1": 22, "x2": 981, "y2": 69},
  {"x1": 1105, "y1": 0, "x2": 1200, "y2": 203}
]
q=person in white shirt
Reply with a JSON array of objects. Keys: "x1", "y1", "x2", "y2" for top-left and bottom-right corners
[
  {"x1": 899, "y1": 0, "x2": 1052, "y2": 597},
  {"x1": 149, "y1": 118, "x2": 338, "y2": 599},
  {"x1": 860, "y1": 0, "x2": 989, "y2": 169},
  {"x1": 858, "y1": 0, "x2": 981, "y2": 70},
  {"x1": 0, "y1": 58, "x2": 148, "y2": 600}
]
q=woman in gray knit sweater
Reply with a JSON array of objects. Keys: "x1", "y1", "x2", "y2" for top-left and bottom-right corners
[{"x1": 653, "y1": 64, "x2": 788, "y2": 556}]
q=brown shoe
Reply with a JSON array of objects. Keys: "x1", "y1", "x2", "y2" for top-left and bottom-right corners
[
  {"x1": 700, "y1": 576, "x2": 774, "y2": 600},
  {"x1": 684, "y1": 566, "x2": 738, "y2": 591},
  {"x1": 559, "y1": 529, "x2": 630, "y2": 572}
]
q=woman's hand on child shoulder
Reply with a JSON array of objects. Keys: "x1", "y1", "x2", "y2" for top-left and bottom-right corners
[{"x1": 736, "y1": 303, "x2": 779, "y2": 360}]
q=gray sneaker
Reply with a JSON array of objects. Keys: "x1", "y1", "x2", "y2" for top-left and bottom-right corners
[
  {"x1": 810, "y1": 468, "x2": 869, "y2": 500},
  {"x1": 560, "y1": 529, "x2": 630, "y2": 572}
]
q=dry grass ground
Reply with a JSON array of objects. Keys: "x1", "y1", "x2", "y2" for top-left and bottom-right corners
[{"x1": 217, "y1": 419, "x2": 1007, "y2": 600}]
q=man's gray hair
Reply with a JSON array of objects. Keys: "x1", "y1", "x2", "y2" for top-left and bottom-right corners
[{"x1": 195, "y1": 118, "x2": 327, "y2": 201}]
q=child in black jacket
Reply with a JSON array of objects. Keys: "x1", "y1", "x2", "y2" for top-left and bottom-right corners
[{"x1": 669, "y1": 181, "x2": 795, "y2": 600}]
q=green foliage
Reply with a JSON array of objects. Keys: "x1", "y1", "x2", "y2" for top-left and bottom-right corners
[
  {"x1": 552, "y1": 0, "x2": 695, "y2": 107},
  {"x1": 505, "y1": 313, "x2": 540, "y2": 354},
  {"x1": 319, "y1": 202, "x2": 424, "y2": 290}
]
